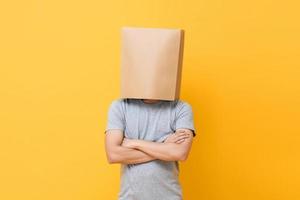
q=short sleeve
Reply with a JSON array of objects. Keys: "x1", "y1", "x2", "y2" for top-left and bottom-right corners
[
  {"x1": 175, "y1": 101, "x2": 196, "y2": 137},
  {"x1": 104, "y1": 99, "x2": 125, "y2": 134}
]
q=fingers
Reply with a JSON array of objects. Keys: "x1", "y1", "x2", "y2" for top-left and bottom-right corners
[
  {"x1": 173, "y1": 134, "x2": 191, "y2": 144},
  {"x1": 175, "y1": 138, "x2": 186, "y2": 144},
  {"x1": 174, "y1": 131, "x2": 187, "y2": 137},
  {"x1": 166, "y1": 131, "x2": 185, "y2": 140},
  {"x1": 175, "y1": 135, "x2": 190, "y2": 141},
  {"x1": 165, "y1": 130, "x2": 191, "y2": 143},
  {"x1": 174, "y1": 132, "x2": 190, "y2": 139}
]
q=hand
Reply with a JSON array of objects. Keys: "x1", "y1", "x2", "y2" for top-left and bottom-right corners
[
  {"x1": 164, "y1": 130, "x2": 191, "y2": 144},
  {"x1": 122, "y1": 138, "x2": 137, "y2": 149}
]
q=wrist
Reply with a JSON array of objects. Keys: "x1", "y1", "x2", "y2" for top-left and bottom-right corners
[{"x1": 132, "y1": 139, "x2": 141, "y2": 149}]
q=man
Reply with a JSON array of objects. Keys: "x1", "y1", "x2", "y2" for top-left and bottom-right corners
[
  {"x1": 105, "y1": 98, "x2": 195, "y2": 200},
  {"x1": 104, "y1": 27, "x2": 196, "y2": 199}
]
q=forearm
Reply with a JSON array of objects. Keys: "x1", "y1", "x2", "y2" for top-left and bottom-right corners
[
  {"x1": 132, "y1": 140, "x2": 185, "y2": 161},
  {"x1": 108, "y1": 145, "x2": 156, "y2": 164}
]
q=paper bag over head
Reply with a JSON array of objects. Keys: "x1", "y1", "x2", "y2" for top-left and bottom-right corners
[{"x1": 120, "y1": 27, "x2": 185, "y2": 101}]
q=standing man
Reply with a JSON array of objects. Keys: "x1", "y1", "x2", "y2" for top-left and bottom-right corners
[{"x1": 104, "y1": 27, "x2": 196, "y2": 200}]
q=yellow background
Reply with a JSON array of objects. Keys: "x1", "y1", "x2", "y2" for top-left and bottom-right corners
[{"x1": 1, "y1": 0, "x2": 299, "y2": 199}]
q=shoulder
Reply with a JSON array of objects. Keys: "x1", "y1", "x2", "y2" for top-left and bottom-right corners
[
  {"x1": 172, "y1": 99, "x2": 196, "y2": 136},
  {"x1": 109, "y1": 98, "x2": 125, "y2": 106},
  {"x1": 108, "y1": 98, "x2": 127, "y2": 112},
  {"x1": 173, "y1": 99, "x2": 193, "y2": 113}
]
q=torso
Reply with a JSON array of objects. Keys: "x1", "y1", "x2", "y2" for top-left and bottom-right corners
[{"x1": 118, "y1": 98, "x2": 183, "y2": 200}]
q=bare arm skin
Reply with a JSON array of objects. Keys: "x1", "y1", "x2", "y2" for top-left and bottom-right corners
[
  {"x1": 105, "y1": 129, "x2": 191, "y2": 164},
  {"x1": 105, "y1": 129, "x2": 156, "y2": 164},
  {"x1": 122, "y1": 128, "x2": 194, "y2": 162}
]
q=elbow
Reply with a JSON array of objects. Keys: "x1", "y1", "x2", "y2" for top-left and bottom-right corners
[
  {"x1": 176, "y1": 151, "x2": 189, "y2": 162},
  {"x1": 106, "y1": 152, "x2": 119, "y2": 164},
  {"x1": 168, "y1": 150, "x2": 189, "y2": 161},
  {"x1": 105, "y1": 145, "x2": 125, "y2": 164},
  {"x1": 107, "y1": 157, "x2": 115, "y2": 164},
  {"x1": 106, "y1": 154, "x2": 114, "y2": 164}
]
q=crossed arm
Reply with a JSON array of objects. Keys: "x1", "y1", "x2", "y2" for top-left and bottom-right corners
[{"x1": 105, "y1": 128, "x2": 194, "y2": 164}]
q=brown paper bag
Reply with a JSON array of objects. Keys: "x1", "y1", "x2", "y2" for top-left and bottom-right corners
[{"x1": 120, "y1": 27, "x2": 185, "y2": 101}]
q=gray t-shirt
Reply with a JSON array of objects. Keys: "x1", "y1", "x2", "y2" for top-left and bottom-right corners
[{"x1": 105, "y1": 98, "x2": 196, "y2": 200}]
